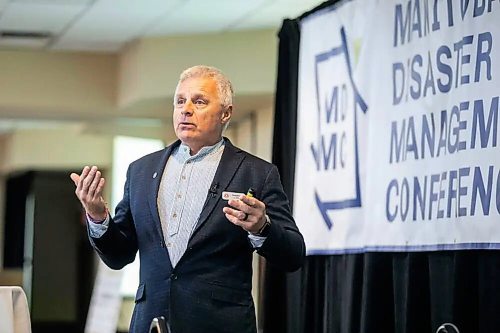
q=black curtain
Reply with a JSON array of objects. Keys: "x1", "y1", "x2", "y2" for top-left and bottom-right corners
[{"x1": 264, "y1": 2, "x2": 500, "y2": 332}]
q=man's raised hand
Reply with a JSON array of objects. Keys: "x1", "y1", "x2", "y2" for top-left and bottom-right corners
[{"x1": 70, "y1": 166, "x2": 107, "y2": 221}]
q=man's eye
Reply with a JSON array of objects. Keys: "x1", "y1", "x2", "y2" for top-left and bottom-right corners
[
  {"x1": 195, "y1": 99, "x2": 207, "y2": 105},
  {"x1": 176, "y1": 99, "x2": 185, "y2": 105}
]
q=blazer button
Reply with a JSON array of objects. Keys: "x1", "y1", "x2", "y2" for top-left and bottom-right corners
[{"x1": 170, "y1": 273, "x2": 177, "y2": 280}]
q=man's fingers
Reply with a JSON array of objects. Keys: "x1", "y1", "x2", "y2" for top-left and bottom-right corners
[
  {"x1": 223, "y1": 206, "x2": 247, "y2": 220},
  {"x1": 225, "y1": 196, "x2": 268, "y2": 234},
  {"x1": 239, "y1": 195, "x2": 262, "y2": 208},
  {"x1": 222, "y1": 207, "x2": 253, "y2": 230},
  {"x1": 83, "y1": 166, "x2": 98, "y2": 189},
  {"x1": 228, "y1": 199, "x2": 253, "y2": 214},
  {"x1": 228, "y1": 197, "x2": 265, "y2": 217},
  {"x1": 223, "y1": 206, "x2": 240, "y2": 217},
  {"x1": 225, "y1": 213, "x2": 242, "y2": 226},
  {"x1": 93, "y1": 178, "x2": 106, "y2": 200},
  {"x1": 77, "y1": 166, "x2": 91, "y2": 192},
  {"x1": 223, "y1": 206, "x2": 256, "y2": 223},
  {"x1": 70, "y1": 173, "x2": 80, "y2": 186},
  {"x1": 73, "y1": 166, "x2": 106, "y2": 202},
  {"x1": 87, "y1": 171, "x2": 102, "y2": 197}
]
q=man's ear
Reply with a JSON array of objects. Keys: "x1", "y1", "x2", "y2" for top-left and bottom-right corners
[{"x1": 221, "y1": 105, "x2": 233, "y2": 123}]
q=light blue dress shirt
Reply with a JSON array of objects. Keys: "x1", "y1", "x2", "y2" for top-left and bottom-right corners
[{"x1": 88, "y1": 139, "x2": 266, "y2": 267}]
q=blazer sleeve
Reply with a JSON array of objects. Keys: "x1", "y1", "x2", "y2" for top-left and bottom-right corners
[
  {"x1": 256, "y1": 165, "x2": 305, "y2": 272},
  {"x1": 87, "y1": 165, "x2": 138, "y2": 270}
]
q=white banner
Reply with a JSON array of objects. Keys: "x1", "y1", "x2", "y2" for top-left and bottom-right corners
[{"x1": 294, "y1": 0, "x2": 500, "y2": 253}]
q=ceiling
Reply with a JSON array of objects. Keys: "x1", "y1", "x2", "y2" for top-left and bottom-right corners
[
  {"x1": 0, "y1": 0, "x2": 324, "y2": 52},
  {"x1": 0, "y1": 0, "x2": 325, "y2": 136}
]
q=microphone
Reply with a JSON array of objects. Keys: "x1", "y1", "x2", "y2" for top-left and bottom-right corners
[{"x1": 209, "y1": 182, "x2": 219, "y2": 197}]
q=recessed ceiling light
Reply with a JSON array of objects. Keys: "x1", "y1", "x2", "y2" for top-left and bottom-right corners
[{"x1": 0, "y1": 30, "x2": 52, "y2": 49}]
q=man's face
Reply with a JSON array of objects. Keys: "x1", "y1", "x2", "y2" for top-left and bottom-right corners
[{"x1": 173, "y1": 76, "x2": 232, "y2": 153}]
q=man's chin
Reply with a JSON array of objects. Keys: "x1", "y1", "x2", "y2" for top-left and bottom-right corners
[
  {"x1": 176, "y1": 129, "x2": 194, "y2": 138},
  {"x1": 177, "y1": 134, "x2": 197, "y2": 145}
]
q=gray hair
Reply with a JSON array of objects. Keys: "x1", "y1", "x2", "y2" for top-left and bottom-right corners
[{"x1": 178, "y1": 65, "x2": 234, "y2": 109}]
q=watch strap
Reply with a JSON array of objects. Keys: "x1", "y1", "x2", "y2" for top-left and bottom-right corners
[{"x1": 256, "y1": 214, "x2": 271, "y2": 237}]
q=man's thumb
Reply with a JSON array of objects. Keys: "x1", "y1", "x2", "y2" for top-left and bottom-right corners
[{"x1": 70, "y1": 173, "x2": 80, "y2": 186}]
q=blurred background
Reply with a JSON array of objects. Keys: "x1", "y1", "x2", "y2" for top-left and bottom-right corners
[{"x1": 0, "y1": 0, "x2": 325, "y2": 332}]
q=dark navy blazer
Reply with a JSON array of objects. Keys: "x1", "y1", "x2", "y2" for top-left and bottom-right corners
[{"x1": 88, "y1": 138, "x2": 305, "y2": 333}]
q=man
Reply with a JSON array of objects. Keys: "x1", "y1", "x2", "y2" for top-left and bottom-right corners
[{"x1": 71, "y1": 65, "x2": 305, "y2": 333}]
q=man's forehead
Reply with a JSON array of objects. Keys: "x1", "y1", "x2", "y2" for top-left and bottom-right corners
[
  {"x1": 175, "y1": 77, "x2": 218, "y2": 95},
  {"x1": 175, "y1": 88, "x2": 210, "y2": 95}
]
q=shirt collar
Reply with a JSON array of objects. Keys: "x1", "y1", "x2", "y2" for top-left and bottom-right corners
[{"x1": 176, "y1": 138, "x2": 225, "y2": 162}]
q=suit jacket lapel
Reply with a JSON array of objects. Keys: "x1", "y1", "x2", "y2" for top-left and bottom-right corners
[
  {"x1": 147, "y1": 140, "x2": 180, "y2": 243},
  {"x1": 190, "y1": 138, "x2": 245, "y2": 239}
]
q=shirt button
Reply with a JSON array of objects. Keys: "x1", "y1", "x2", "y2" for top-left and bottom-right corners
[
  {"x1": 177, "y1": 194, "x2": 182, "y2": 198},
  {"x1": 181, "y1": 175, "x2": 186, "y2": 180},
  {"x1": 172, "y1": 213, "x2": 177, "y2": 218}
]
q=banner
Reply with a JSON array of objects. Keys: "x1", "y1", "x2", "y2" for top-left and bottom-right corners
[{"x1": 294, "y1": 0, "x2": 500, "y2": 254}]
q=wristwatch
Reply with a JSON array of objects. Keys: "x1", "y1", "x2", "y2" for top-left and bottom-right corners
[{"x1": 256, "y1": 214, "x2": 271, "y2": 237}]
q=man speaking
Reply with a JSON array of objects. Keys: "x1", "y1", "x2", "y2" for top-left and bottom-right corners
[{"x1": 71, "y1": 65, "x2": 305, "y2": 333}]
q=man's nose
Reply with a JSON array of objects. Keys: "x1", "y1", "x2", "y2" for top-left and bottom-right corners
[{"x1": 181, "y1": 100, "x2": 194, "y2": 115}]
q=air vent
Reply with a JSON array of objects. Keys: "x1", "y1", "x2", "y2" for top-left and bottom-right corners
[{"x1": 0, "y1": 30, "x2": 52, "y2": 49}]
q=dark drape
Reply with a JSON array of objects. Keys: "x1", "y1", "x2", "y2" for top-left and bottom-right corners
[
  {"x1": 265, "y1": 2, "x2": 500, "y2": 332},
  {"x1": 262, "y1": 17, "x2": 301, "y2": 333}
]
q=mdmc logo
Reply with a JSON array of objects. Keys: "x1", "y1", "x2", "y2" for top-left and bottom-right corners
[{"x1": 311, "y1": 27, "x2": 368, "y2": 229}]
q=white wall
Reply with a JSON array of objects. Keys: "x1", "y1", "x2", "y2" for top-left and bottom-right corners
[{"x1": 0, "y1": 128, "x2": 113, "y2": 173}]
